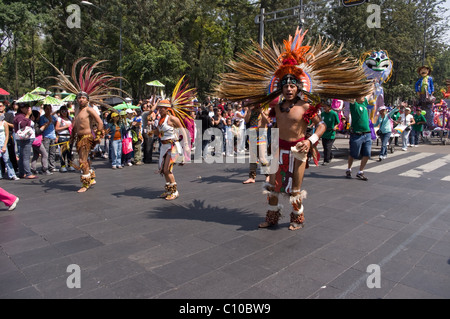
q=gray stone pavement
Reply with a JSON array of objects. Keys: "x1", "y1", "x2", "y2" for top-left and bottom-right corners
[{"x1": 0, "y1": 137, "x2": 449, "y2": 300}]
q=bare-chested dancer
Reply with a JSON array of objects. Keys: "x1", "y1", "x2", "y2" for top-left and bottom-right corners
[
  {"x1": 259, "y1": 75, "x2": 326, "y2": 230},
  {"x1": 70, "y1": 92, "x2": 105, "y2": 193}
]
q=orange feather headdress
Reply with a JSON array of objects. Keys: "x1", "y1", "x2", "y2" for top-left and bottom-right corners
[
  {"x1": 215, "y1": 27, "x2": 373, "y2": 108},
  {"x1": 274, "y1": 29, "x2": 311, "y2": 85}
]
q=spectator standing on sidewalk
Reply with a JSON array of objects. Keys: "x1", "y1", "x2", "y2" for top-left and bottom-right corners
[
  {"x1": 400, "y1": 107, "x2": 415, "y2": 151},
  {"x1": 14, "y1": 104, "x2": 38, "y2": 179},
  {"x1": 411, "y1": 107, "x2": 426, "y2": 147},
  {"x1": 0, "y1": 114, "x2": 20, "y2": 180},
  {"x1": 212, "y1": 107, "x2": 226, "y2": 156},
  {"x1": 243, "y1": 104, "x2": 270, "y2": 183},
  {"x1": 198, "y1": 107, "x2": 213, "y2": 157},
  {"x1": 106, "y1": 112, "x2": 126, "y2": 169},
  {"x1": 55, "y1": 105, "x2": 74, "y2": 172},
  {"x1": 3, "y1": 101, "x2": 19, "y2": 173},
  {"x1": 141, "y1": 98, "x2": 157, "y2": 164},
  {"x1": 320, "y1": 99, "x2": 340, "y2": 165},
  {"x1": 30, "y1": 110, "x2": 49, "y2": 175},
  {"x1": 233, "y1": 103, "x2": 247, "y2": 154},
  {"x1": 39, "y1": 104, "x2": 58, "y2": 173},
  {"x1": 131, "y1": 109, "x2": 144, "y2": 165}
]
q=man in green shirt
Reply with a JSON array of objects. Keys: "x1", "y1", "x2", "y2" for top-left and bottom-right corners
[
  {"x1": 346, "y1": 94, "x2": 373, "y2": 181},
  {"x1": 390, "y1": 106, "x2": 401, "y2": 146},
  {"x1": 411, "y1": 108, "x2": 426, "y2": 147},
  {"x1": 320, "y1": 100, "x2": 340, "y2": 165}
]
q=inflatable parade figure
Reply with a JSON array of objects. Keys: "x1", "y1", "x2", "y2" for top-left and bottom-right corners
[
  {"x1": 415, "y1": 66, "x2": 435, "y2": 128},
  {"x1": 360, "y1": 50, "x2": 393, "y2": 121},
  {"x1": 331, "y1": 99, "x2": 347, "y2": 132},
  {"x1": 433, "y1": 99, "x2": 448, "y2": 130},
  {"x1": 441, "y1": 79, "x2": 450, "y2": 99}
]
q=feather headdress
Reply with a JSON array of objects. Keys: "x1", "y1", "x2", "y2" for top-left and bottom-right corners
[
  {"x1": 44, "y1": 57, "x2": 128, "y2": 111},
  {"x1": 157, "y1": 75, "x2": 197, "y2": 127},
  {"x1": 215, "y1": 28, "x2": 373, "y2": 107}
]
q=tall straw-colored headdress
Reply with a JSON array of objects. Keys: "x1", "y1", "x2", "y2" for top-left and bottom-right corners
[{"x1": 215, "y1": 28, "x2": 373, "y2": 110}]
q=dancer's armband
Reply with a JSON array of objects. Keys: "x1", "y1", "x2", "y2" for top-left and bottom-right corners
[{"x1": 308, "y1": 133, "x2": 319, "y2": 145}]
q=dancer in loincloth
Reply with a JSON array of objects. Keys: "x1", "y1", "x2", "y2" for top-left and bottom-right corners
[
  {"x1": 45, "y1": 57, "x2": 127, "y2": 192},
  {"x1": 70, "y1": 92, "x2": 106, "y2": 192},
  {"x1": 215, "y1": 28, "x2": 373, "y2": 230},
  {"x1": 148, "y1": 76, "x2": 197, "y2": 200}
]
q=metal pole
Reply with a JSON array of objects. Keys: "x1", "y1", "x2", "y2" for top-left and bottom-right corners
[
  {"x1": 299, "y1": 0, "x2": 304, "y2": 29},
  {"x1": 259, "y1": 8, "x2": 265, "y2": 48},
  {"x1": 119, "y1": 23, "x2": 123, "y2": 95},
  {"x1": 422, "y1": 2, "x2": 428, "y2": 65}
]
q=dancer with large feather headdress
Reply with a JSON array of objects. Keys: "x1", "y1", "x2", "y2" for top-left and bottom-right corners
[
  {"x1": 215, "y1": 28, "x2": 373, "y2": 230},
  {"x1": 148, "y1": 75, "x2": 197, "y2": 201},
  {"x1": 45, "y1": 57, "x2": 128, "y2": 192}
]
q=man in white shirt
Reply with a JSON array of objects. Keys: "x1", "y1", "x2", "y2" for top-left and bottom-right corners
[
  {"x1": 233, "y1": 103, "x2": 247, "y2": 154},
  {"x1": 400, "y1": 107, "x2": 415, "y2": 151}
]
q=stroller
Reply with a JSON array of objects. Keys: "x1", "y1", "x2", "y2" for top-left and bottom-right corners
[{"x1": 423, "y1": 100, "x2": 449, "y2": 145}]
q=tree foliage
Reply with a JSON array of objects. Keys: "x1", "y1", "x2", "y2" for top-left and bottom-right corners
[{"x1": 0, "y1": 0, "x2": 448, "y2": 104}]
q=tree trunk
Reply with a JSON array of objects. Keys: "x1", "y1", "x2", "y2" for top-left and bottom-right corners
[
  {"x1": 31, "y1": 29, "x2": 35, "y2": 89},
  {"x1": 14, "y1": 36, "x2": 19, "y2": 99}
]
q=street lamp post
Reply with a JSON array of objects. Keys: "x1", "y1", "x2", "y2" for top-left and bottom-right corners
[
  {"x1": 256, "y1": 0, "x2": 367, "y2": 45},
  {"x1": 422, "y1": 1, "x2": 429, "y2": 66},
  {"x1": 80, "y1": 1, "x2": 123, "y2": 95},
  {"x1": 258, "y1": 8, "x2": 265, "y2": 48},
  {"x1": 299, "y1": 0, "x2": 304, "y2": 29}
]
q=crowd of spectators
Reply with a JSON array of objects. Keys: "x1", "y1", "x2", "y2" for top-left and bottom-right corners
[
  {"x1": 0, "y1": 95, "x2": 262, "y2": 181},
  {"x1": 3, "y1": 93, "x2": 428, "y2": 183}
]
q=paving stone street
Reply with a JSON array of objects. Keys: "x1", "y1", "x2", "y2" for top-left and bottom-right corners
[{"x1": 1, "y1": 138, "x2": 450, "y2": 300}]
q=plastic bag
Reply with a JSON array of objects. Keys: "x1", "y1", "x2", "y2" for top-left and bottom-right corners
[{"x1": 122, "y1": 137, "x2": 133, "y2": 154}]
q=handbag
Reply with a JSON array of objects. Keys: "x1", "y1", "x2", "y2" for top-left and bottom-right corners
[
  {"x1": 122, "y1": 137, "x2": 133, "y2": 154},
  {"x1": 376, "y1": 116, "x2": 386, "y2": 137},
  {"x1": 16, "y1": 122, "x2": 34, "y2": 140},
  {"x1": 32, "y1": 135, "x2": 43, "y2": 147}
]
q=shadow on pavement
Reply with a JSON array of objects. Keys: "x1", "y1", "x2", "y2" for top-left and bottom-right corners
[{"x1": 149, "y1": 199, "x2": 263, "y2": 231}]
